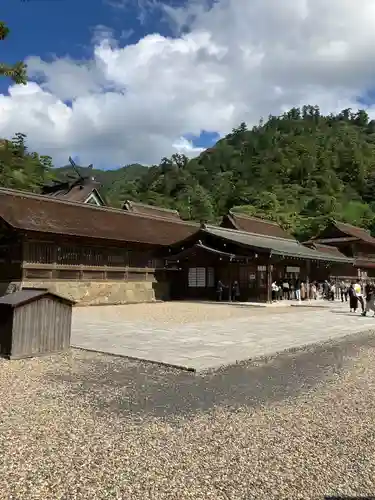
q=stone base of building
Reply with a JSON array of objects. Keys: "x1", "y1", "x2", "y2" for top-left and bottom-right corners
[{"x1": 0, "y1": 280, "x2": 170, "y2": 306}]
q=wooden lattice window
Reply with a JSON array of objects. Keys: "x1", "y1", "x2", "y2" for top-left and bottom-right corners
[
  {"x1": 57, "y1": 245, "x2": 82, "y2": 265},
  {"x1": 81, "y1": 247, "x2": 104, "y2": 266},
  {"x1": 207, "y1": 267, "x2": 215, "y2": 287},
  {"x1": 107, "y1": 249, "x2": 128, "y2": 267},
  {"x1": 27, "y1": 242, "x2": 55, "y2": 264},
  {"x1": 188, "y1": 267, "x2": 206, "y2": 288}
]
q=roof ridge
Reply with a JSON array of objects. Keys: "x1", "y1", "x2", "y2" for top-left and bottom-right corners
[
  {"x1": 335, "y1": 220, "x2": 370, "y2": 234},
  {"x1": 0, "y1": 187, "x2": 198, "y2": 227},
  {"x1": 229, "y1": 210, "x2": 279, "y2": 226},
  {"x1": 205, "y1": 223, "x2": 299, "y2": 243},
  {"x1": 125, "y1": 200, "x2": 180, "y2": 215}
]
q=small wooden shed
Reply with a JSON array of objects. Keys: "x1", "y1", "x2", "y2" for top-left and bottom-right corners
[{"x1": 0, "y1": 288, "x2": 75, "y2": 359}]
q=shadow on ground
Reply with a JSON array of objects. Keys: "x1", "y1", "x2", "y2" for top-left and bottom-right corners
[{"x1": 47, "y1": 330, "x2": 375, "y2": 422}]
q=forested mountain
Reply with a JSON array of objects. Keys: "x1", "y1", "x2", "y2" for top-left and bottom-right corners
[{"x1": 2, "y1": 106, "x2": 375, "y2": 240}]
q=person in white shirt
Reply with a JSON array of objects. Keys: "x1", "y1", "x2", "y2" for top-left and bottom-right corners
[
  {"x1": 354, "y1": 281, "x2": 365, "y2": 313},
  {"x1": 271, "y1": 281, "x2": 279, "y2": 301},
  {"x1": 329, "y1": 282, "x2": 335, "y2": 301}
]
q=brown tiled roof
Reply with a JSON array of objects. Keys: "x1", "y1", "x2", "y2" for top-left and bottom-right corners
[
  {"x1": 0, "y1": 188, "x2": 198, "y2": 246},
  {"x1": 304, "y1": 242, "x2": 348, "y2": 259},
  {"x1": 308, "y1": 220, "x2": 375, "y2": 246},
  {"x1": 221, "y1": 211, "x2": 294, "y2": 239},
  {"x1": 122, "y1": 200, "x2": 181, "y2": 220},
  {"x1": 42, "y1": 180, "x2": 106, "y2": 205},
  {"x1": 334, "y1": 221, "x2": 375, "y2": 245}
]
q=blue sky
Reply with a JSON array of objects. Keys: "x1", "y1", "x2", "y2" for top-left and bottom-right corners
[
  {"x1": 1, "y1": 0, "x2": 219, "y2": 167},
  {"x1": 1, "y1": 0, "x2": 373, "y2": 169}
]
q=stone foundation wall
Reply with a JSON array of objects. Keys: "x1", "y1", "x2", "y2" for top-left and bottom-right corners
[{"x1": 1, "y1": 280, "x2": 171, "y2": 306}]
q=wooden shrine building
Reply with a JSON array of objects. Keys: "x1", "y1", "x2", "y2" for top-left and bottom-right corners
[
  {"x1": 0, "y1": 187, "x2": 198, "y2": 305},
  {"x1": 42, "y1": 176, "x2": 106, "y2": 206},
  {"x1": 164, "y1": 216, "x2": 354, "y2": 302},
  {"x1": 0, "y1": 191, "x2": 361, "y2": 305},
  {"x1": 304, "y1": 220, "x2": 375, "y2": 280}
]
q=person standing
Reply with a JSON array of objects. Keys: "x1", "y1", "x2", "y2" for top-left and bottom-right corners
[
  {"x1": 311, "y1": 281, "x2": 317, "y2": 300},
  {"x1": 282, "y1": 279, "x2": 290, "y2": 300},
  {"x1": 362, "y1": 282, "x2": 375, "y2": 316},
  {"x1": 340, "y1": 281, "x2": 348, "y2": 302},
  {"x1": 327, "y1": 281, "x2": 335, "y2": 301},
  {"x1": 348, "y1": 282, "x2": 358, "y2": 313},
  {"x1": 295, "y1": 278, "x2": 301, "y2": 301},
  {"x1": 216, "y1": 280, "x2": 225, "y2": 301},
  {"x1": 354, "y1": 281, "x2": 364, "y2": 313},
  {"x1": 231, "y1": 281, "x2": 240, "y2": 301},
  {"x1": 271, "y1": 281, "x2": 279, "y2": 302}
]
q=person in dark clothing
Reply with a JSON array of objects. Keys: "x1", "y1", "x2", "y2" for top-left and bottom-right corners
[
  {"x1": 231, "y1": 281, "x2": 240, "y2": 301},
  {"x1": 348, "y1": 282, "x2": 358, "y2": 313},
  {"x1": 339, "y1": 281, "x2": 348, "y2": 302},
  {"x1": 362, "y1": 282, "x2": 375, "y2": 316},
  {"x1": 216, "y1": 280, "x2": 225, "y2": 301},
  {"x1": 282, "y1": 279, "x2": 290, "y2": 300}
]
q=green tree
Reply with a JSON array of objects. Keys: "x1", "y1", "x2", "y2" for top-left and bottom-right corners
[{"x1": 0, "y1": 22, "x2": 27, "y2": 84}]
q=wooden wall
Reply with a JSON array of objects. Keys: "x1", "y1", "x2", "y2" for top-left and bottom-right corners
[
  {"x1": 21, "y1": 235, "x2": 165, "y2": 282},
  {"x1": 3, "y1": 297, "x2": 72, "y2": 359}
]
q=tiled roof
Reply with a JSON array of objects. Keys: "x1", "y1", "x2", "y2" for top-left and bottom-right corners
[
  {"x1": 0, "y1": 188, "x2": 198, "y2": 246},
  {"x1": 203, "y1": 225, "x2": 354, "y2": 263},
  {"x1": 333, "y1": 221, "x2": 375, "y2": 245},
  {"x1": 42, "y1": 180, "x2": 106, "y2": 205},
  {"x1": 123, "y1": 200, "x2": 181, "y2": 220},
  {"x1": 221, "y1": 211, "x2": 295, "y2": 239},
  {"x1": 304, "y1": 242, "x2": 349, "y2": 259}
]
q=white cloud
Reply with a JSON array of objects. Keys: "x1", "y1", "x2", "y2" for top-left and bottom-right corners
[{"x1": 1, "y1": 0, "x2": 375, "y2": 167}]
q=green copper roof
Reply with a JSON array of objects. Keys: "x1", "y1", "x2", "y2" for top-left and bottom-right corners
[{"x1": 203, "y1": 225, "x2": 353, "y2": 263}]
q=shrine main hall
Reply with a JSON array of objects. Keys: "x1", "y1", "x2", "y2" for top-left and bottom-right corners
[{"x1": 0, "y1": 185, "x2": 373, "y2": 305}]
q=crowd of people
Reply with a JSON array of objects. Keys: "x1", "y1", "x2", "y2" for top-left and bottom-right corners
[
  {"x1": 271, "y1": 278, "x2": 319, "y2": 302},
  {"x1": 216, "y1": 277, "x2": 375, "y2": 317},
  {"x1": 272, "y1": 278, "x2": 375, "y2": 317},
  {"x1": 336, "y1": 280, "x2": 375, "y2": 317}
]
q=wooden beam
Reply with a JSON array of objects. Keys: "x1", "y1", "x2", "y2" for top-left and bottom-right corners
[{"x1": 311, "y1": 237, "x2": 358, "y2": 244}]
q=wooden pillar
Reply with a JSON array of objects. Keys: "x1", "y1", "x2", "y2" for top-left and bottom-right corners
[
  {"x1": 306, "y1": 260, "x2": 310, "y2": 300},
  {"x1": 267, "y1": 262, "x2": 272, "y2": 303},
  {"x1": 228, "y1": 257, "x2": 232, "y2": 302}
]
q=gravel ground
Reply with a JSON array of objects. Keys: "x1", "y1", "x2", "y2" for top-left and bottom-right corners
[
  {"x1": 73, "y1": 301, "x2": 303, "y2": 326},
  {"x1": 1, "y1": 331, "x2": 375, "y2": 499}
]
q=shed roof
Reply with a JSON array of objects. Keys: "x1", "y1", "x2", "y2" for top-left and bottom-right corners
[
  {"x1": 221, "y1": 211, "x2": 295, "y2": 239},
  {"x1": 0, "y1": 288, "x2": 75, "y2": 308},
  {"x1": 202, "y1": 225, "x2": 354, "y2": 263},
  {"x1": 122, "y1": 200, "x2": 182, "y2": 220},
  {"x1": 0, "y1": 188, "x2": 198, "y2": 246}
]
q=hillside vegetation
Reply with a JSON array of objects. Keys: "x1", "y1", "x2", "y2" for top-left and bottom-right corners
[{"x1": 2, "y1": 106, "x2": 375, "y2": 239}]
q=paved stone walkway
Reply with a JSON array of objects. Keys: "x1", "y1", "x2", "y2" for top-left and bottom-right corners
[{"x1": 71, "y1": 301, "x2": 375, "y2": 371}]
